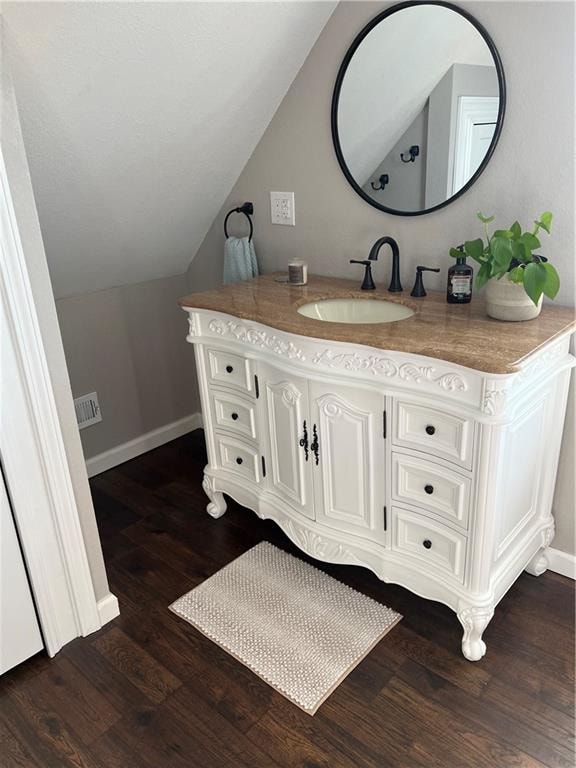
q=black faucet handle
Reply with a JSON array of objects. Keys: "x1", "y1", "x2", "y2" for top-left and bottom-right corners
[
  {"x1": 350, "y1": 259, "x2": 376, "y2": 290},
  {"x1": 410, "y1": 266, "x2": 440, "y2": 298}
]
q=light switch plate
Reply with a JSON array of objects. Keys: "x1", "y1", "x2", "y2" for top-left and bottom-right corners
[{"x1": 270, "y1": 191, "x2": 295, "y2": 226}]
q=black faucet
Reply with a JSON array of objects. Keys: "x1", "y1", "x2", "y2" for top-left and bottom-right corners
[
  {"x1": 368, "y1": 236, "x2": 402, "y2": 292},
  {"x1": 350, "y1": 236, "x2": 402, "y2": 292}
]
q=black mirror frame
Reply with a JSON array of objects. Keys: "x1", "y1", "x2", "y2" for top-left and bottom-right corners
[{"x1": 331, "y1": 0, "x2": 507, "y2": 217}]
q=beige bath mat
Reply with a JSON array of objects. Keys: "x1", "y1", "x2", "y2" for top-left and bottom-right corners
[{"x1": 169, "y1": 541, "x2": 401, "y2": 714}]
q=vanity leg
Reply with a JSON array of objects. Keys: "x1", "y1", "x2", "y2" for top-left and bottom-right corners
[
  {"x1": 457, "y1": 604, "x2": 493, "y2": 661},
  {"x1": 525, "y1": 548, "x2": 549, "y2": 577},
  {"x1": 202, "y1": 473, "x2": 227, "y2": 519},
  {"x1": 525, "y1": 521, "x2": 554, "y2": 576}
]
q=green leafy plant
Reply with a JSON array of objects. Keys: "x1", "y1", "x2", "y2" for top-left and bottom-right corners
[{"x1": 450, "y1": 212, "x2": 560, "y2": 305}]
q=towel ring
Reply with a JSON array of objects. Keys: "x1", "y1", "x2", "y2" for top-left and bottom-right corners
[{"x1": 224, "y1": 202, "x2": 254, "y2": 242}]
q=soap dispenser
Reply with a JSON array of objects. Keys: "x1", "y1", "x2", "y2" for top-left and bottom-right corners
[
  {"x1": 447, "y1": 247, "x2": 473, "y2": 304},
  {"x1": 410, "y1": 266, "x2": 440, "y2": 297}
]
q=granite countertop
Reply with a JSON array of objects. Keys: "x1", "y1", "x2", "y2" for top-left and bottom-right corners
[{"x1": 179, "y1": 274, "x2": 575, "y2": 375}]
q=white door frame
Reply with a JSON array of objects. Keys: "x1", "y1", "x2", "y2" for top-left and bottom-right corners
[
  {"x1": 0, "y1": 149, "x2": 102, "y2": 656},
  {"x1": 452, "y1": 96, "x2": 499, "y2": 194}
]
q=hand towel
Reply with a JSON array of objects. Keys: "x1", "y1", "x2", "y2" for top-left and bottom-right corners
[{"x1": 223, "y1": 236, "x2": 259, "y2": 284}]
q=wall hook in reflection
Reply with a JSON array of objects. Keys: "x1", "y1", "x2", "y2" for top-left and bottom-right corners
[
  {"x1": 401, "y1": 145, "x2": 420, "y2": 163},
  {"x1": 370, "y1": 173, "x2": 389, "y2": 191}
]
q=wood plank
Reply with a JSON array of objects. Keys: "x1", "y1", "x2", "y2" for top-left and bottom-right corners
[
  {"x1": 1, "y1": 676, "x2": 104, "y2": 768},
  {"x1": 378, "y1": 676, "x2": 549, "y2": 768},
  {"x1": 0, "y1": 715, "x2": 43, "y2": 768},
  {"x1": 9, "y1": 656, "x2": 121, "y2": 747},
  {"x1": 92, "y1": 628, "x2": 181, "y2": 705},
  {"x1": 117, "y1": 600, "x2": 275, "y2": 733},
  {"x1": 397, "y1": 658, "x2": 575, "y2": 768},
  {"x1": 379, "y1": 623, "x2": 492, "y2": 696}
]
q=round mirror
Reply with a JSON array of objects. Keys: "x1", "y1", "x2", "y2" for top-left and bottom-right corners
[{"x1": 332, "y1": 1, "x2": 506, "y2": 216}]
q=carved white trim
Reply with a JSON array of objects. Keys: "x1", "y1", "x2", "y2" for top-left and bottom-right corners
[
  {"x1": 282, "y1": 518, "x2": 361, "y2": 566},
  {"x1": 280, "y1": 382, "x2": 301, "y2": 407},
  {"x1": 481, "y1": 382, "x2": 510, "y2": 416},
  {"x1": 312, "y1": 350, "x2": 467, "y2": 391},
  {"x1": 208, "y1": 319, "x2": 306, "y2": 360},
  {"x1": 542, "y1": 519, "x2": 555, "y2": 549},
  {"x1": 514, "y1": 341, "x2": 570, "y2": 387},
  {"x1": 186, "y1": 313, "x2": 199, "y2": 339}
]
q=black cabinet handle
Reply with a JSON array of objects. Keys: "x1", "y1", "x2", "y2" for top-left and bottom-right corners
[
  {"x1": 311, "y1": 424, "x2": 319, "y2": 466},
  {"x1": 425, "y1": 425, "x2": 436, "y2": 435},
  {"x1": 299, "y1": 420, "x2": 309, "y2": 461},
  {"x1": 226, "y1": 365, "x2": 234, "y2": 373},
  {"x1": 236, "y1": 457, "x2": 243, "y2": 465},
  {"x1": 423, "y1": 539, "x2": 432, "y2": 549},
  {"x1": 231, "y1": 412, "x2": 239, "y2": 421},
  {"x1": 424, "y1": 484, "x2": 434, "y2": 495}
]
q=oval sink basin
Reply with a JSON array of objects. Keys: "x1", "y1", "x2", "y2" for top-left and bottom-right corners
[{"x1": 297, "y1": 298, "x2": 414, "y2": 324}]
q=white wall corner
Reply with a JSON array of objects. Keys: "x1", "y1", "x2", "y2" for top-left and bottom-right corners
[
  {"x1": 546, "y1": 547, "x2": 576, "y2": 580},
  {"x1": 96, "y1": 593, "x2": 120, "y2": 626},
  {"x1": 86, "y1": 413, "x2": 203, "y2": 478}
]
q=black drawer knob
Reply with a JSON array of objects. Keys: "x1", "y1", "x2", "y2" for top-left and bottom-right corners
[
  {"x1": 423, "y1": 539, "x2": 432, "y2": 549},
  {"x1": 425, "y1": 425, "x2": 436, "y2": 435},
  {"x1": 226, "y1": 365, "x2": 234, "y2": 373},
  {"x1": 424, "y1": 484, "x2": 434, "y2": 495},
  {"x1": 236, "y1": 457, "x2": 243, "y2": 465},
  {"x1": 231, "y1": 412, "x2": 239, "y2": 421}
]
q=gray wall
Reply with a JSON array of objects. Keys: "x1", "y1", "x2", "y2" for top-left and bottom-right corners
[
  {"x1": 56, "y1": 274, "x2": 199, "y2": 460},
  {"x1": 1, "y1": 49, "x2": 110, "y2": 602},
  {"x1": 192, "y1": 1, "x2": 575, "y2": 555}
]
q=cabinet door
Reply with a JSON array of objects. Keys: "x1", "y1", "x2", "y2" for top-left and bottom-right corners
[
  {"x1": 258, "y1": 363, "x2": 313, "y2": 519},
  {"x1": 310, "y1": 382, "x2": 385, "y2": 541}
]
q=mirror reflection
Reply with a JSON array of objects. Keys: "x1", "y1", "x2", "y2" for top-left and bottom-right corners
[{"x1": 333, "y1": 3, "x2": 505, "y2": 215}]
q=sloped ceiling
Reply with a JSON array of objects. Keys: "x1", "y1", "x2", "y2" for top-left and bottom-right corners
[{"x1": 2, "y1": 2, "x2": 336, "y2": 298}]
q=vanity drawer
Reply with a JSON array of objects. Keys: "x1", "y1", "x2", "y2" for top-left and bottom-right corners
[
  {"x1": 205, "y1": 348, "x2": 254, "y2": 395},
  {"x1": 392, "y1": 452, "x2": 470, "y2": 528},
  {"x1": 214, "y1": 433, "x2": 262, "y2": 484},
  {"x1": 392, "y1": 507, "x2": 467, "y2": 582},
  {"x1": 208, "y1": 388, "x2": 257, "y2": 441},
  {"x1": 393, "y1": 399, "x2": 474, "y2": 469}
]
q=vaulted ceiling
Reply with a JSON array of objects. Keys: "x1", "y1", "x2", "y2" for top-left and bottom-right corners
[{"x1": 2, "y1": 2, "x2": 336, "y2": 298}]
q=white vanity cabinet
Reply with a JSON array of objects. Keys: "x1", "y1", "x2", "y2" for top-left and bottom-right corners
[{"x1": 186, "y1": 308, "x2": 574, "y2": 661}]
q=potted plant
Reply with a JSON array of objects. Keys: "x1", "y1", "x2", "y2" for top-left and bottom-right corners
[{"x1": 450, "y1": 212, "x2": 560, "y2": 321}]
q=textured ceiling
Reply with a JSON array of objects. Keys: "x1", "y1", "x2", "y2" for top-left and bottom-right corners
[{"x1": 2, "y1": 2, "x2": 335, "y2": 298}]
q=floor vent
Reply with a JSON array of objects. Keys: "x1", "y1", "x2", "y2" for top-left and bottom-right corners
[{"x1": 74, "y1": 392, "x2": 102, "y2": 429}]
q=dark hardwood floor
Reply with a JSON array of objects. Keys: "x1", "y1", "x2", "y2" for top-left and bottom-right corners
[{"x1": 1, "y1": 430, "x2": 574, "y2": 767}]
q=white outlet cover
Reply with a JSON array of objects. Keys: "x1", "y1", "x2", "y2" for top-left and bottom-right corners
[{"x1": 270, "y1": 191, "x2": 295, "y2": 226}]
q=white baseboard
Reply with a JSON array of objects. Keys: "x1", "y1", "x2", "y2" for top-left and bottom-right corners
[
  {"x1": 546, "y1": 547, "x2": 576, "y2": 580},
  {"x1": 96, "y1": 593, "x2": 120, "y2": 626},
  {"x1": 86, "y1": 413, "x2": 203, "y2": 477}
]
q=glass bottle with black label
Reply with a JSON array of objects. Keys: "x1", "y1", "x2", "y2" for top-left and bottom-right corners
[{"x1": 447, "y1": 253, "x2": 473, "y2": 304}]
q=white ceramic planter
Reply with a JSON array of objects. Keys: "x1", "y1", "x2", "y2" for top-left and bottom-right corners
[{"x1": 485, "y1": 275, "x2": 543, "y2": 321}]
